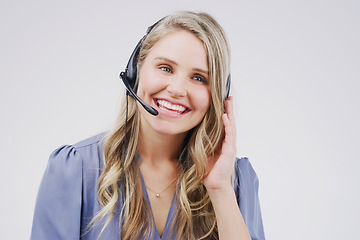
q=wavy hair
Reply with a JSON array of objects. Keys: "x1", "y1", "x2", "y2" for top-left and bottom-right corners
[{"x1": 92, "y1": 11, "x2": 231, "y2": 240}]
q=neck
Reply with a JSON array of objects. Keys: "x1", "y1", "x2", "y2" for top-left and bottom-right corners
[{"x1": 137, "y1": 124, "x2": 187, "y2": 164}]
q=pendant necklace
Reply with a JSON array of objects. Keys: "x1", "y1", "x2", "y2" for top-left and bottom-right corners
[{"x1": 146, "y1": 176, "x2": 178, "y2": 198}]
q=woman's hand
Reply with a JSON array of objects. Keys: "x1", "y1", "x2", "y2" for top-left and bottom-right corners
[
  {"x1": 203, "y1": 96, "x2": 237, "y2": 192},
  {"x1": 202, "y1": 96, "x2": 251, "y2": 240}
]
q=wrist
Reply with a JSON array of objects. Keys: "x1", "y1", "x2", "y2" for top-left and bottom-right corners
[{"x1": 206, "y1": 184, "x2": 234, "y2": 200}]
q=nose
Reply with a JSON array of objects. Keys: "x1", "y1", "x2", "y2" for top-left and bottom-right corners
[{"x1": 167, "y1": 76, "x2": 187, "y2": 98}]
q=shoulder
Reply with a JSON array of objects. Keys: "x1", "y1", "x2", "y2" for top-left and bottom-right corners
[
  {"x1": 71, "y1": 132, "x2": 106, "y2": 161},
  {"x1": 41, "y1": 132, "x2": 107, "y2": 188},
  {"x1": 233, "y1": 157, "x2": 266, "y2": 240},
  {"x1": 233, "y1": 156, "x2": 260, "y2": 211},
  {"x1": 234, "y1": 157, "x2": 259, "y2": 186},
  {"x1": 31, "y1": 132, "x2": 107, "y2": 239},
  {"x1": 72, "y1": 132, "x2": 106, "y2": 149},
  {"x1": 49, "y1": 132, "x2": 106, "y2": 168}
]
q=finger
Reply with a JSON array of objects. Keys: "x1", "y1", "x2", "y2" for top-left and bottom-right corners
[
  {"x1": 224, "y1": 97, "x2": 236, "y2": 137},
  {"x1": 222, "y1": 115, "x2": 236, "y2": 152},
  {"x1": 225, "y1": 96, "x2": 235, "y2": 122},
  {"x1": 221, "y1": 113, "x2": 237, "y2": 165}
]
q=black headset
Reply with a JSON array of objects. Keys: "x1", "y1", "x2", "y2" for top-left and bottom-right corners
[{"x1": 119, "y1": 19, "x2": 231, "y2": 116}]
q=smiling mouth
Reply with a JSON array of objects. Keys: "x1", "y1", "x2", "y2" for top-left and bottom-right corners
[{"x1": 155, "y1": 99, "x2": 189, "y2": 115}]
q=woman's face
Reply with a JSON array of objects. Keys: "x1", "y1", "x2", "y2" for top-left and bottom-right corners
[{"x1": 137, "y1": 29, "x2": 211, "y2": 137}]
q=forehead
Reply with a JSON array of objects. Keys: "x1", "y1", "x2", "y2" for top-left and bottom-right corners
[{"x1": 146, "y1": 30, "x2": 208, "y2": 71}]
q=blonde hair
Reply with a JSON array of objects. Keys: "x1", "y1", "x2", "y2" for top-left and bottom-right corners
[{"x1": 93, "y1": 11, "x2": 231, "y2": 240}]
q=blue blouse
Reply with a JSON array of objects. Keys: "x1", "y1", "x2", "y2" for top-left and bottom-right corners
[{"x1": 31, "y1": 133, "x2": 265, "y2": 239}]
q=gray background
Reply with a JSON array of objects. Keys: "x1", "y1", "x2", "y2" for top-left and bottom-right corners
[{"x1": 1, "y1": 0, "x2": 359, "y2": 239}]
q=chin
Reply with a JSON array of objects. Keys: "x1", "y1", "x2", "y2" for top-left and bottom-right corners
[{"x1": 152, "y1": 124, "x2": 189, "y2": 137}]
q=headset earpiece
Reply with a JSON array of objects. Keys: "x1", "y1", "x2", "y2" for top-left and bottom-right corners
[
  {"x1": 123, "y1": 37, "x2": 144, "y2": 89},
  {"x1": 225, "y1": 74, "x2": 231, "y2": 100},
  {"x1": 124, "y1": 18, "x2": 164, "y2": 89}
]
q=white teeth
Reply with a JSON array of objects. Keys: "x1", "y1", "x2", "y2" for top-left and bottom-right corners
[{"x1": 157, "y1": 100, "x2": 186, "y2": 113}]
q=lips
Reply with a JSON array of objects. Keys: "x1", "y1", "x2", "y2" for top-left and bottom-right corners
[{"x1": 155, "y1": 99, "x2": 189, "y2": 115}]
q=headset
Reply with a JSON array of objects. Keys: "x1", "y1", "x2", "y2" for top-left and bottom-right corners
[
  {"x1": 118, "y1": 18, "x2": 231, "y2": 197},
  {"x1": 119, "y1": 19, "x2": 231, "y2": 116}
]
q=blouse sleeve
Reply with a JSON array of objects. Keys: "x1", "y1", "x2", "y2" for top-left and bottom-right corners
[
  {"x1": 31, "y1": 145, "x2": 83, "y2": 240},
  {"x1": 234, "y1": 157, "x2": 266, "y2": 240}
]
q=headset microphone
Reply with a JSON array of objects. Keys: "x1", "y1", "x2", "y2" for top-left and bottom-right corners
[
  {"x1": 119, "y1": 72, "x2": 158, "y2": 116},
  {"x1": 119, "y1": 21, "x2": 160, "y2": 116}
]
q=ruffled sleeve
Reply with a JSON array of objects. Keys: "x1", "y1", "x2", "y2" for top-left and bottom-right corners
[
  {"x1": 234, "y1": 157, "x2": 266, "y2": 240},
  {"x1": 31, "y1": 145, "x2": 83, "y2": 240}
]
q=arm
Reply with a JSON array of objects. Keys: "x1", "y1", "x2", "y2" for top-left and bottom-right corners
[
  {"x1": 234, "y1": 157, "x2": 265, "y2": 240},
  {"x1": 30, "y1": 145, "x2": 83, "y2": 240},
  {"x1": 203, "y1": 97, "x2": 251, "y2": 240},
  {"x1": 207, "y1": 184, "x2": 251, "y2": 240}
]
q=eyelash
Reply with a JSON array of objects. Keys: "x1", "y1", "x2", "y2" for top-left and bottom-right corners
[
  {"x1": 159, "y1": 65, "x2": 207, "y2": 84},
  {"x1": 160, "y1": 66, "x2": 172, "y2": 73},
  {"x1": 193, "y1": 75, "x2": 207, "y2": 84}
]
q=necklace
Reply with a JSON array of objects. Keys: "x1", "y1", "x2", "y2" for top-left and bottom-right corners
[{"x1": 145, "y1": 176, "x2": 178, "y2": 198}]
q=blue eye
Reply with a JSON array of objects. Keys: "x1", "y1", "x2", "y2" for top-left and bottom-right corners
[
  {"x1": 160, "y1": 66, "x2": 171, "y2": 73},
  {"x1": 193, "y1": 75, "x2": 207, "y2": 84}
]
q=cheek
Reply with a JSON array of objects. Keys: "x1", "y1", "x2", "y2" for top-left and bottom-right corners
[
  {"x1": 192, "y1": 88, "x2": 211, "y2": 113},
  {"x1": 140, "y1": 80, "x2": 165, "y2": 99},
  {"x1": 137, "y1": 71, "x2": 163, "y2": 98}
]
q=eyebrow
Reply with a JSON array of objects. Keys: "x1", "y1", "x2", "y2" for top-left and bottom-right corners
[
  {"x1": 193, "y1": 68, "x2": 209, "y2": 75},
  {"x1": 154, "y1": 57, "x2": 209, "y2": 75},
  {"x1": 154, "y1": 57, "x2": 178, "y2": 65}
]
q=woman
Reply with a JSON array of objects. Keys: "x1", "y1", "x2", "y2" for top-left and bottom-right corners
[{"x1": 31, "y1": 11, "x2": 265, "y2": 240}]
